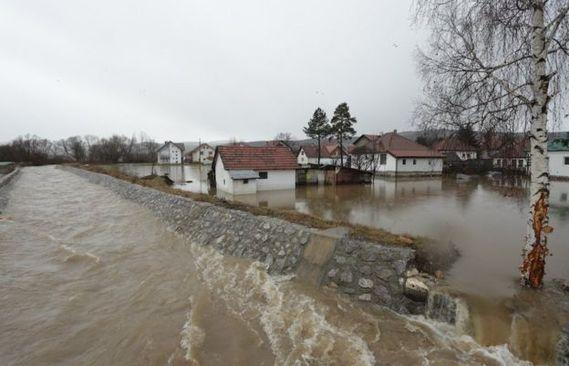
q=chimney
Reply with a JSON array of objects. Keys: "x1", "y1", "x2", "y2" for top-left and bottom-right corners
[{"x1": 393, "y1": 129, "x2": 397, "y2": 134}]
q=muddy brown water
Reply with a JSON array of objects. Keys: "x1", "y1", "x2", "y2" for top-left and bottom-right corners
[
  {"x1": 118, "y1": 164, "x2": 569, "y2": 298},
  {"x1": 0, "y1": 166, "x2": 535, "y2": 365}
]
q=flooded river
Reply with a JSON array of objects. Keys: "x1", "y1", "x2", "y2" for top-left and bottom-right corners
[
  {"x1": 118, "y1": 164, "x2": 569, "y2": 298},
  {"x1": 0, "y1": 166, "x2": 533, "y2": 365}
]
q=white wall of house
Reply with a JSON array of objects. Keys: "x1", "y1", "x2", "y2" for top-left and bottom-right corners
[
  {"x1": 444, "y1": 151, "x2": 477, "y2": 160},
  {"x1": 157, "y1": 142, "x2": 183, "y2": 164},
  {"x1": 396, "y1": 157, "x2": 443, "y2": 175},
  {"x1": 215, "y1": 155, "x2": 235, "y2": 194},
  {"x1": 493, "y1": 158, "x2": 528, "y2": 170},
  {"x1": 297, "y1": 149, "x2": 309, "y2": 166},
  {"x1": 256, "y1": 170, "x2": 296, "y2": 191},
  {"x1": 307, "y1": 157, "x2": 337, "y2": 165},
  {"x1": 550, "y1": 151, "x2": 569, "y2": 178},
  {"x1": 215, "y1": 155, "x2": 296, "y2": 194},
  {"x1": 191, "y1": 146, "x2": 215, "y2": 164},
  {"x1": 232, "y1": 177, "x2": 258, "y2": 195}
]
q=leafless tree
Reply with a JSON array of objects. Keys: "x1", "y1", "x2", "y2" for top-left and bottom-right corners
[
  {"x1": 59, "y1": 136, "x2": 87, "y2": 162},
  {"x1": 413, "y1": 0, "x2": 569, "y2": 288},
  {"x1": 274, "y1": 132, "x2": 295, "y2": 143}
]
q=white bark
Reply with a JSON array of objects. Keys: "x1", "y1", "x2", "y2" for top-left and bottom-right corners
[{"x1": 521, "y1": 0, "x2": 551, "y2": 287}]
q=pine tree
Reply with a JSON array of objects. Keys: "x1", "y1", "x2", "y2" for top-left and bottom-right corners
[
  {"x1": 303, "y1": 108, "x2": 331, "y2": 165},
  {"x1": 330, "y1": 103, "x2": 357, "y2": 166}
]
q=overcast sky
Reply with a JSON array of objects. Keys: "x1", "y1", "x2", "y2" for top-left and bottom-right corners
[{"x1": 1, "y1": 0, "x2": 427, "y2": 143}]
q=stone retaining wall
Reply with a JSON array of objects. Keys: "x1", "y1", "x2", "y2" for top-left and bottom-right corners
[
  {"x1": 62, "y1": 166, "x2": 418, "y2": 312},
  {"x1": 0, "y1": 167, "x2": 20, "y2": 211}
]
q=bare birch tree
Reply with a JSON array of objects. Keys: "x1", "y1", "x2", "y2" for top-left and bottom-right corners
[{"x1": 413, "y1": 0, "x2": 569, "y2": 288}]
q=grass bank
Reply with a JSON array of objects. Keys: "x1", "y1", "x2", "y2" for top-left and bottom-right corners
[{"x1": 75, "y1": 164, "x2": 421, "y2": 248}]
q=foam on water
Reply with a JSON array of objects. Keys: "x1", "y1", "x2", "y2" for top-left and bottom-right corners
[
  {"x1": 407, "y1": 315, "x2": 532, "y2": 366},
  {"x1": 185, "y1": 242, "x2": 377, "y2": 366},
  {"x1": 180, "y1": 296, "x2": 206, "y2": 364}
]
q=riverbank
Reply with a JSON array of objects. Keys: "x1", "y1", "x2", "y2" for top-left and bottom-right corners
[
  {"x1": 69, "y1": 164, "x2": 569, "y2": 364},
  {"x1": 78, "y1": 165, "x2": 419, "y2": 244}
]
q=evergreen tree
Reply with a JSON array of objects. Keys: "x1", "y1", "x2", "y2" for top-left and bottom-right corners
[
  {"x1": 303, "y1": 107, "x2": 331, "y2": 165},
  {"x1": 330, "y1": 102, "x2": 357, "y2": 166}
]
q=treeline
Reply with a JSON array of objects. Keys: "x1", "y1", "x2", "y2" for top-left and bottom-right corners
[{"x1": 0, "y1": 133, "x2": 159, "y2": 165}]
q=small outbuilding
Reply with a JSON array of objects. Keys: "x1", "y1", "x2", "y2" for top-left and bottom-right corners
[{"x1": 213, "y1": 146, "x2": 299, "y2": 195}]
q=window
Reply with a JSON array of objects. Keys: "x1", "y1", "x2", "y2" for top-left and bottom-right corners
[
  {"x1": 561, "y1": 193, "x2": 568, "y2": 202},
  {"x1": 413, "y1": 159, "x2": 417, "y2": 165},
  {"x1": 402, "y1": 159, "x2": 407, "y2": 165},
  {"x1": 259, "y1": 172, "x2": 268, "y2": 179},
  {"x1": 518, "y1": 159, "x2": 524, "y2": 168},
  {"x1": 565, "y1": 157, "x2": 569, "y2": 165},
  {"x1": 243, "y1": 179, "x2": 249, "y2": 184},
  {"x1": 379, "y1": 153, "x2": 387, "y2": 165}
]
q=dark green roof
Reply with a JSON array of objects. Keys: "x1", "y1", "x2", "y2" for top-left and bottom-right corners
[{"x1": 548, "y1": 139, "x2": 569, "y2": 152}]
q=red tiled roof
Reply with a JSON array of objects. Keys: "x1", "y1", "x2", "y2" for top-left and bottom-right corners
[
  {"x1": 217, "y1": 146, "x2": 299, "y2": 170},
  {"x1": 352, "y1": 133, "x2": 443, "y2": 158},
  {"x1": 301, "y1": 143, "x2": 346, "y2": 158},
  {"x1": 433, "y1": 137, "x2": 477, "y2": 152}
]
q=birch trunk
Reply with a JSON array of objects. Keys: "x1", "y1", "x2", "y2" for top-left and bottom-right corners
[{"x1": 521, "y1": 0, "x2": 552, "y2": 288}]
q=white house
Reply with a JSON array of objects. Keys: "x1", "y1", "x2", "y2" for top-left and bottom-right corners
[
  {"x1": 213, "y1": 145, "x2": 298, "y2": 195},
  {"x1": 433, "y1": 137, "x2": 478, "y2": 160},
  {"x1": 296, "y1": 147, "x2": 309, "y2": 166},
  {"x1": 350, "y1": 132, "x2": 444, "y2": 176},
  {"x1": 299, "y1": 143, "x2": 347, "y2": 166},
  {"x1": 490, "y1": 136, "x2": 529, "y2": 173},
  {"x1": 187, "y1": 143, "x2": 215, "y2": 164},
  {"x1": 549, "y1": 138, "x2": 569, "y2": 179},
  {"x1": 156, "y1": 141, "x2": 185, "y2": 164}
]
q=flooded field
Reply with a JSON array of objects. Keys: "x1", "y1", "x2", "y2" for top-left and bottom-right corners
[
  {"x1": 118, "y1": 164, "x2": 569, "y2": 298},
  {"x1": 0, "y1": 166, "x2": 533, "y2": 365}
]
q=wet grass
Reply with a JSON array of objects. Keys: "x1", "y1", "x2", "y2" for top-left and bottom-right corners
[{"x1": 75, "y1": 164, "x2": 420, "y2": 248}]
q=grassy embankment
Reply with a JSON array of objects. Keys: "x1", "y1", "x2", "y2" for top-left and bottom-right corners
[{"x1": 77, "y1": 164, "x2": 420, "y2": 248}]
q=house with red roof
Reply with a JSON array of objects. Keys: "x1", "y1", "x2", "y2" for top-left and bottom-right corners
[
  {"x1": 433, "y1": 137, "x2": 478, "y2": 160},
  {"x1": 213, "y1": 145, "x2": 299, "y2": 194},
  {"x1": 350, "y1": 131, "x2": 444, "y2": 176},
  {"x1": 297, "y1": 142, "x2": 348, "y2": 166}
]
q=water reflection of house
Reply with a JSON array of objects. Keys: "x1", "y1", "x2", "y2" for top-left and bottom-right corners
[
  {"x1": 213, "y1": 146, "x2": 298, "y2": 195},
  {"x1": 550, "y1": 181, "x2": 569, "y2": 208},
  {"x1": 216, "y1": 189, "x2": 296, "y2": 209},
  {"x1": 156, "y1": 141, "x2": 184, "y2": 164},
  {"x1": 187, "y1": 143, "x2": 214, "y2": 164},
  {"x1": 373, "y1": 178, "x2": 443, "y2": 201},
  {"x1": 350, "y1": 131, "x2": 444, "y2": 176},
  {"x1": 548, "y1": 135, "x2": 569, "y2": 179}
]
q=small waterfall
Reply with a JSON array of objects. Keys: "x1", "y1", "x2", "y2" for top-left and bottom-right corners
[{"x1": 426, "y1": 289, "x2": 472, "y2": 335}]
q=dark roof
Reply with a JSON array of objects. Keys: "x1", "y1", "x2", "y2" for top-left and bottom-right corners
[
  {"x1": 433, "y1": 137, "x2": 477, "y2": 152},
  {"x1": 549, "y1": 139, "x2": 569, "y2": 152},
  {"x1": 156, "y1": 141, "x2": 185, "y2": 152},
  {"x1": 352, "y1": 133, "x2": 443, "y2": 158},
  {"x1": 490, "y1": 136, "x2": 529, "y2": 158},
  {"x1": 216, "y1": 146, "x2": 299, "y2": 171}
]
